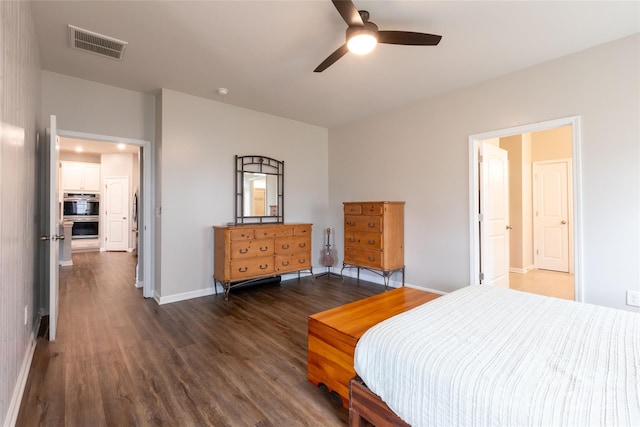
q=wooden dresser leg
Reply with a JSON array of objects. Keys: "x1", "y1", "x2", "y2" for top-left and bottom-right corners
[{"x1": 349, "y1": 408, "x2": 366, "y2": 427}]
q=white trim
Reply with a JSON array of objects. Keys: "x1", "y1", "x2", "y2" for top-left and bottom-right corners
[
  {"x1": 156, "y1": 287, "x2": 216, "y2": 305},
  {"x1": 59, "y1": 260, "x2": 73, "y2": 267},
  {"x1": 404, "y1": 283, "x2": 448, "y2": 295},
  {"x1": 4, "y1": 332, "x2": 37, "y2": 427},
  {"x1": 57, "y1": 128, "x2": 155, "y2": 299},
  {"x1": 469, "y1": 116, "x2": 584, "y2": 302},
  {"x1": 509, "y1": 266, "x2": 534, "y2": 274}
]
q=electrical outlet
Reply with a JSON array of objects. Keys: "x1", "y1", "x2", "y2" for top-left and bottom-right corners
[
  {"x1": 24, "y1": 305, "x2": 28, "y2": 326},
  {"x1": 626, "y1": 290, "x2": 640, "y2": 307}
]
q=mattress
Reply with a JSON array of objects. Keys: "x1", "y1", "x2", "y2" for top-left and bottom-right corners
[{"x1": 354, "y1": 285, "x2": 640, "y2": 426}]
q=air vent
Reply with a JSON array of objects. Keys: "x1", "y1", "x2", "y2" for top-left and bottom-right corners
[{"x1": 68, "y1": 25, "x2": 127, "y2": 61}]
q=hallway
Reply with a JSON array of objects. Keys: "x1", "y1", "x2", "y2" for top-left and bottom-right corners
[{"x1": 509, "y1": 269, "x2": 574, "y2": 300}]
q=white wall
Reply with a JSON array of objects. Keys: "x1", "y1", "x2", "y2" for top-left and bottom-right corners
[
  {"x1": 0, "y1": 1, "x2": 41, "y2": 425},
  {"x1": 40, "y1": 71, "x2": 155, "y2": 142},
  {"x1": 157, "y1": 89, "x2": 329, "y2": 302},
  {"x1": 329, "y1": 34, "x2": 640, "y2": 311}
]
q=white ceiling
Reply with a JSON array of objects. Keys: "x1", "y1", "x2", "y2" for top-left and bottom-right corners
[{"x1": 31, "y1": 1, "x2": 640, "y2": 129}]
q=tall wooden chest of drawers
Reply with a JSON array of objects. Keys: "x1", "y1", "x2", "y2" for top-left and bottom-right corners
[
  {"x1": 213, "y1": 223, "x2": 312, "y2": 299},
  {"x1": 342, "y1": 201, "x2": 404, "y2": 288}
]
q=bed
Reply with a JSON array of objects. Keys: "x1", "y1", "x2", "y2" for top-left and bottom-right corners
[{"x1": 351, "y1": 285, "x2": 640, "y2": 426}]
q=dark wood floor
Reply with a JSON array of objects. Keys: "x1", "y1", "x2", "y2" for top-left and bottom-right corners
[{"x1": 17, "y1": 253, "x2": 385, "y2": 426}]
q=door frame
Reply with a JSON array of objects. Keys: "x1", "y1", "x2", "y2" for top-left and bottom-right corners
[
  {"x1": 468, "y1": 115, "x2": 583, "y2": 301},
  {"x1": 58, "y1": 128, "x2": 155, "y2": 298}
]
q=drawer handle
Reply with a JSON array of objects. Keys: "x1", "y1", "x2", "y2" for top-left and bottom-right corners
[
  {"x1": 368, "y1": 256, "x2": 376, "y2": 262},
  {"x1": 238, "y1": 267, "x2": 248, "y2": 272},
  {"x1": 281, "y1": 244, "x2": 290, "y2": 249},
  {"x1": 298, "y1": 258, "x2": 307, "y2": 264},
  {"x1": 367, "y1": 239, "x2": 376, "y2": 244},
  {"x1": 348, "y1": 237, "x2": 356, "y2": 242},
  {"x1": 347, "y1": 253, "x2": 355, "y2": 259},
  {"x1": 282, "y1": 261, "x2": 290, "y2": 266},
  {"x1": 239, "y1": 248, "x2": 248, "y2": 254},
  {"x1": 298, "y1": 243, "x2": 306, "y2": 248},
  {"x1": 368, "y1": 223, "x2": 375, "y2": 228},
  {"x1": 260, "y1": 246, "x2": 269, "y2": 252},
  {"x1": 259, "y1": 264, "x2": 269, "y2": 270},
  {"x1": 347, "y1": 221, "x2": 355, "y2": 226}
]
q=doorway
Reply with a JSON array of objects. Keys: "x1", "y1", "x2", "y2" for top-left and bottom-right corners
[
  {"x1": 469, "y1": 116, "x2": 583, "y2": 301},
  {"x1": 56, "y1": 128, "x2": 154, "y2": 299}
]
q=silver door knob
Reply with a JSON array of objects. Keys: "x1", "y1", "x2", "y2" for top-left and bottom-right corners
[
  {"x1": 561, "y1": 220, "x2": 567, "y2": 224},
  {"x1": 40, "y1": 235, "x2": 50, "y2": 241}
]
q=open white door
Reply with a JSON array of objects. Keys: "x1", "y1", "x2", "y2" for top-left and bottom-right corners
[
  {"x1": 533, "y1": 160, "x2": 570, "y2": 272},
  {"x1": 479, "y1": 142, "x2": 510, "y2": 288},
  {"x1": 47, "y1": 115, "x2": 60, "y2": 341},
  {"x1": 105, "y1": 176, "x2": 130, "y2": 251}
]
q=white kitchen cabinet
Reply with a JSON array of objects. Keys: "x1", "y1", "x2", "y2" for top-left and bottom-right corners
[{"x1": 61, "y1": 161, "x2": 101, "y2": 192}]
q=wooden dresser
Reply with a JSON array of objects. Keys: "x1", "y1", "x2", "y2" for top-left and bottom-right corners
[
  {"x1": 213, "y1": 223, "x2": 312, "y2": 299},
  {"x1": 308, "y1": 287, "x2": 440, "y2": 408},
  {"x1": 342, "y1": 201, "x2": 405, "y2": 288}
]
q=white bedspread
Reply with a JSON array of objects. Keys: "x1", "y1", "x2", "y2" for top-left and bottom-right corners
[{"x1": 354, "y1": 285, "x2": 640, "y2": 427}]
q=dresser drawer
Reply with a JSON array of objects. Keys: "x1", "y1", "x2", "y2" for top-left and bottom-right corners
[
  {"x1": 230, "y1": 238, "x2": 274, "y2": 259},
  {"x1": 343, "y1": 248, "x2": 383, "y2": 269},
  {"x1": 230, "y1": 229, "x2": 255, "y2": 241},
  {"x1": 344, "y1": 215, "x2": 382, "y2": 233},
  {"x1": 275, "y1": 253, "x2": 311, "y2": 272},
  {"x1": 344, "y1": 232, "x2": 383, "y2": 250},
  {"x1": 293, "y1": 224, "x2": 311, "y2": 236},
  {"x1": 255, "y1": 227, "x2": 282, "y2": 239},
  {"x1": 275, "y1": 236, "x2": 310, "y2": 255},
  {"x1": 229, "y1": 258, "x2": 274, "y2": 280},
  {"x1": 344, "y1": 204, "x2": 362, "y2": 215},
  {"x1": 360, "y1": 203, "x2": 383, "y2": 215}
]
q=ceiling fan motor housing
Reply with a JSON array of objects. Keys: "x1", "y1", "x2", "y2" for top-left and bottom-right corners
[{"x1": 346, "y1": 21, "x2": 379, "y2": 41}]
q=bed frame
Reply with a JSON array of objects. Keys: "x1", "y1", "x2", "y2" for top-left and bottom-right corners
[{"x1": 349, "y1": 377, "x2": 409, "y2": 427}]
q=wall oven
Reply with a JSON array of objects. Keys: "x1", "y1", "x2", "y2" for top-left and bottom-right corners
[{"x1": 63, "y1": 193, "x2": 100, "y2": 239}]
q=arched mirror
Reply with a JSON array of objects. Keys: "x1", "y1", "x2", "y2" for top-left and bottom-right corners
[{"x1": 235, "y1": 155, "x2": 284, "y2": 224}]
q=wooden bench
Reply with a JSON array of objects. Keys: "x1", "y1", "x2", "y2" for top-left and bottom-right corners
[{"x1": 307, "y1": 287, "x2": 440, "y2": 408}]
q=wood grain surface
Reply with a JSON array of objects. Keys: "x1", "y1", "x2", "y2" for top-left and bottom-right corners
[{"x1": 16, "y1": 251, "x2": 384, "y2": 426}]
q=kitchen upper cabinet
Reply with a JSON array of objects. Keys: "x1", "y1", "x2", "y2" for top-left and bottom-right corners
[{"x1": 61, "y1": 161, "x2": 101, "y2": 192}]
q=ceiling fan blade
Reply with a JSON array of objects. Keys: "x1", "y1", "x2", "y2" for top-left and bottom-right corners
[
  {"x1": 314, "y1": 44, "x2": 349, "y2": 73},
  {"x1": 331, "y1": 0, "x2": 364, "y2": 27},
  {"x1": 378, "y1": 31, "x2": 442, "y2": 46}
]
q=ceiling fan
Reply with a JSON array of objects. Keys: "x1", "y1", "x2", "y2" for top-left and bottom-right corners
[{"x1": 314, "y1": 0, "x2": 442, "y2": 72}]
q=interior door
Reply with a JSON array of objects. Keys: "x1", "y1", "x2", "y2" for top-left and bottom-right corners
[
  {"x1": 105, "y1": 176, "x2": 129, "y2": 251},
  {"x1": 480, "y1": 142, "x2": 510, "y2": 288},
  {"x1": 47, "y1": 115, "x2": 60, "y2": 341},
  {"x1": 533, "y1": 161, "x2": 569, "y2": 272}
]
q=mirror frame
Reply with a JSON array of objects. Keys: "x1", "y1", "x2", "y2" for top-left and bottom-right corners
[{"x1": 235, "y1": 155, "x2": 284, "y2": 225}]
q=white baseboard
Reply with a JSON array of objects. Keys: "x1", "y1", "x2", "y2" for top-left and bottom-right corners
[
  {"x1": 4, "y1": 330, "x2": 37, "y2": 427},
  {"x1": 58, "y1": 260, "x2": 73, "y2": 267},
  {"x1": 404, "y1": 283, "x2": 448, "y2": 295},
  {"x1": 510, "y1": 265, "x2": 535, "y2": 274},
  {"x1": 156, "y1": 286, "x2": 217, "y2": 305}
]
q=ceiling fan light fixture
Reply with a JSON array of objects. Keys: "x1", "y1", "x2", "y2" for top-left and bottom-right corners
[{"x1": 346, "y1": 25, "x2": 378, "y2": 55}]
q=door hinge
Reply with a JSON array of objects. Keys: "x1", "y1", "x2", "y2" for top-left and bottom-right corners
[
  {"x1": 478, "y1": 213, "x2": 483, "y2": 222},
  {"x1": 478, "y1": 154, "x2": 483, "y2": 163},
  {"x1": 479, "y1": 272, "x2": 485, "y2": 281}
]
